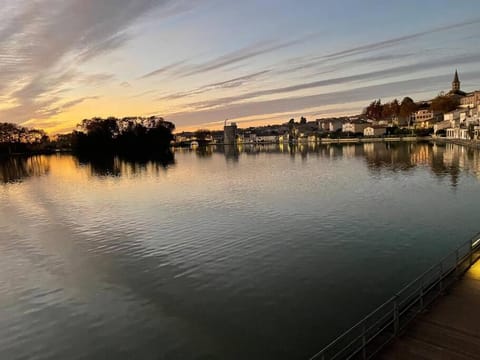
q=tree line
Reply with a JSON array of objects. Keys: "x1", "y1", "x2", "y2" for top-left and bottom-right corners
[
  {"x1": 0, "y1": 116, "x2": 176, "y2": 157},
  {"x1": 0, "y1": 123, "x2": 52, "y2": 155},
  {"x1": 364, "y1": 94, "x2": 459, "y2": 121},
  {"x1": 71, "y1": 116, "x2": 175, "y2": 157}
]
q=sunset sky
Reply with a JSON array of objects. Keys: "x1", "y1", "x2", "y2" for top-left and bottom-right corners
[{"x1": 1, "y1": 0, "x2": 480, "y2": 134}]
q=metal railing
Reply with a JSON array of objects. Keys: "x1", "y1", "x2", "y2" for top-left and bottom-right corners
[{"x1": 309, "y1": 232, "x2": 480, "y2": 360}]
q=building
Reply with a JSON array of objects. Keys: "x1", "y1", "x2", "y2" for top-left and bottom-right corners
[
  {"x1": 446, "y1": 128, "x2": 470, "y2": 140},
  {"x1": 452, "y1": 70, "x2": 461, "y2": 93},
  {"x1": 224, "y1": 122, "x2": 238, "y2": 144},
  {"x1": 413, "y1": 104, "x2": 443, "y2": 128},
  {"x1": 329, "y1": 119, "x2": 344, "y2": 132},
  {"x1": 342, "y1": 121, "x2": 369, "y2": 134},
  {"x1": 255, "y1": 135, "x2": 278, "y2": 143},
  {"x1": 364, "y1": 126, "x2": 387, "y2": 137},
  {"x1": 433, "y1": 120, "x2": 453, "y2": 135},
  {"x1": 460, "y1": 91, "x2": 480, "y2": 108}
]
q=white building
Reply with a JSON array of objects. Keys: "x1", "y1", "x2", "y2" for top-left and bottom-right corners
[
  {"x1": 255, "y1": 135, "x2": 278, "y2": 143},
  {"x1": 329, "y1": 119, "x2": 343, "y2": 132},
  {"x1": 364, "y1": 126, "x2": 387, "y2": 137},
  {"x1": 433, "y1": 120, "x2": 453, "y2": 134},
  {"x1": 446, "y1": 128, "x2": 470, "y2": 140},
  {"x1": 342, "y1": 122, "x2": 369, "y2": 134}
]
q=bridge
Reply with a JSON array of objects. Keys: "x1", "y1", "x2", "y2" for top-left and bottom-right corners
[{"x1": 309, "y1": 232, "x2": 480, "y2": 360}]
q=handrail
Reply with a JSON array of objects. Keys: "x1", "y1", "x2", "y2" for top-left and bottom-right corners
[{"x1": 309, "y1": 231, "x2": 480, "y2": 360}]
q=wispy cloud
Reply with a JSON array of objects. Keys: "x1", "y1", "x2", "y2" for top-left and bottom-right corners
[
  {"x1": 139, "y1": 59, "x2": 190, "y2": 79},
  {"x1": 168, "y1": 72, "x2": 478, "y2": 127},
  {"x1": 157, "y1": 70, "x2": 271, "y2": 101},
  {"x1": 184, "y1": 52, "x2": 480, "y2": 111},
  {"x1": 139, "y1": 33, "x2": 317, "y2": 80},
  {"x1": 0, "y1": 0, "x2": 202, "y2": 125},
  {"x1": 323, "y1": 17, "x2": 480, "y2": 60},
  {"x1": 180, "y1": 35, "x2": 317, "y2": 77},
  {"x1": 273, "y1": 18, "x2": 480, "y2": 76}
]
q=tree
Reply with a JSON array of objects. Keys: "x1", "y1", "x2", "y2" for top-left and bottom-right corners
[
  {"x1": 399, "y1": 97, "x2": 418, "y2": 118},
  {"x1": 194, "y1": 129, "x2": 211, "y2": 141},
  {"x1": 72, "y1": 116, "x2": 175, "y2": 156},
  {"x1": 365, "y1": 99, "x2": 383, "y2": 120},
  {"x1": 468, "y1": 124, "x2": 475, "y2": 140},
  {"x1": 300, "y1": 116, "x2": 307, "y2": 124},
  {"x1": 431, "y1": 95, "x2": 460, "y2": 113},
  {"x1": 384, "y1": 99, "x2": 400, "y2": 118}
]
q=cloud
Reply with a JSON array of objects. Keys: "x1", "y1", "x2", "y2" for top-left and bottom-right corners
[
  {"x1": 180, "y1": 35, "x2": 316, "y2": 77},
  {"x1": 0, "y1": 0, "x2": 201, "y2": 125},
  {"x1": 139, "y1": 59, "x2": 190, "y2": 79},
  {"x1": 156, "y1": 70, "x2": 271, "y2": 101},
  {"x1": 274, "y1": 17, "x2": 480, "y2": 77},
  {"x1": 184, "y1": 52, "x2": 480, "y2": 111},
  {"x1": 323, "y1": 17, "x2": 480, "y2": 60},
  {"x1": 60, "y1": 96, "x2": 99, "y2": 110},
  {"x1": 140, "y1": 33, "x2": 317, "y2": 80},
  {"x1": 166, "y1": 70, "x2": 480, "y2": 127}
]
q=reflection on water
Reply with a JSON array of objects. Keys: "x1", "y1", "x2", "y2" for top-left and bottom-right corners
[
  {"x1": 194, "y1": 142, "x2": 480, "y2": 188},
  {"x1": 75, "y1": 151, "x2": 175, "y2": 178},
  {"x1": 1, "y1": 142, "x2": 480, "y2": 360},
  {"x1": 2, "y1": 143, "x2": 476, "y2": 188},
  {"x1": 0, "y1": 151, "x2": 175, "y2": 183},
  {"x1": 0, "y1": 156, "x2": 50, "y2": 183}
]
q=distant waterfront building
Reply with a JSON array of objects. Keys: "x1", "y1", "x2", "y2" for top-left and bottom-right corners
[
  {"x1": 413, "y1": 104, "x2": 443, "y2": 128},
  {"x1": 446, "y1": 128, "x2": 470, "y2": 140},
  {"x1": 433, "y1": 120, "x2": 452, "y2": 135},
  {"x1": 224, "y1": 122, "x2": 238, "y2": 144},
  {"x1": 342, "y1": 121, "x2": 369, "y2": 134},
  {"x1": 447, "y1": 70, "x2": 466, "y2": 99},
  {"x1": 452, "y1": 70, "x2": 461, "y2": 93},
  {"x1": 255, "y1": 135, "x2": 278, "y2": 143},
  {"x1": 364, "y1": 126, "x2": 387, "y2": 137}
]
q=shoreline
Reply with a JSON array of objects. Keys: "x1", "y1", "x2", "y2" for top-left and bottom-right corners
[
  {"x1": 431, "y1": 137, "x2": 480, "y2": 149},
  {"x1": 210, "y1": 136, "x2": 429, "y2": 146}
]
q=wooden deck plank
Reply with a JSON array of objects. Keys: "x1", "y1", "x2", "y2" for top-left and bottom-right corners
[{"x1": 379, "y1": 261, "x2": 480, "y2": 359}]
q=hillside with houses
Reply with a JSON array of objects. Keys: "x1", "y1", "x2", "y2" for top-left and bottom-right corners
[{"x1": 175, "y1": 71, "x2": 480, "y2": 146}]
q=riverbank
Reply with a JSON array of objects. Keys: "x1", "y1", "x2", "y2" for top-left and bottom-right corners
[
  {"x1": 0, "y1": 149, "x2": 58, "y2": 158},
  {"x1": 431, "y1": 137, "x2": 480, "y2": 149},
  {"x1": 314, "y1": 136, "x2": 425, "y2": 144},
  {"x1": 209, "y1": 136, "x2": 429, "y2": 146}
]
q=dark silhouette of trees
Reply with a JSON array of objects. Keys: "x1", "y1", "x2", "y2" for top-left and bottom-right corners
[
  {"x1": 382, "y1": 99, "x2": 400, "y2": 119},
  {"x1": 194, "y1": 129, "x2": 212, "y2": 145},
  {"x1": 0, "y1": 123, "x2": 51, "y2": 155},
  {"x1": 431, "y1": 95, "x2": 460, "y2": 113},
  {"x1": 300, "y1": 116, "x2": 307, "y2": 124},
  {"x1": 365, "y1": 99, "x2": 402, "y2": 120},
  {"x1": 399, "y1": 97, "x2": 418, "y2": 118},
  {"x1": 365, "y1": 99, "x2": 383, "y2": 120},
  {"x1": 71, "y1": 116, "x2": 175, "y2": 158}
]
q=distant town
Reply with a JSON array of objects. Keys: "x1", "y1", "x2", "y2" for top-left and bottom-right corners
[
  {"x1": 1, "y1": 70, "x2": 480, "y2": 157},
  {"x1": 175, "y1": 70, "x2": 480, "y2": 147}
]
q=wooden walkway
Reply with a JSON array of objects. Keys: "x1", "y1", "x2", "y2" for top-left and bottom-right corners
[{"x1": 380, "y1": 261, "x2": 480, "y2": 359}]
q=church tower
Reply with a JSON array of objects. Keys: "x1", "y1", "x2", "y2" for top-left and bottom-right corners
[{"x1": 452, "y1": 70, "x2": 460, "y2": 92}]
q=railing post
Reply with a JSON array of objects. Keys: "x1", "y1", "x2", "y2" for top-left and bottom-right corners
[
  {"x1": 419, "y1": 280, "x2": 424, "y2": 310},
  {"x1": 362, "y1": 323, "x2": 367, "y2": 360},
  {"x1": 439, "y1": 263, "x2": 444, "y2": 293},
  {"x1": 470, "y1": 238, "x2": 474, "y2": 267},
  {"x1": 393, "y1": 296, "x2": 400, "y2": 335},
  {"x1": 455, "y1": 249, "x2": 459, "y2": 278}
]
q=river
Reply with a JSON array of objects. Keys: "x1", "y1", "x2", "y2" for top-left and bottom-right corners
[{"x1": 0, "y1": 141, "x2": 479, "y2": 359}]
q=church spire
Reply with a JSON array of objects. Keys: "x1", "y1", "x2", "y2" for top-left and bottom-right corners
[{"x1": 452, "y1": 70, "x2": 460, "y2": 92}]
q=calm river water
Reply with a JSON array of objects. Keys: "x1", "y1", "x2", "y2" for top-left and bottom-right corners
[{"x1": 1, "y1": 142, "x2": 480, "y2": 360}]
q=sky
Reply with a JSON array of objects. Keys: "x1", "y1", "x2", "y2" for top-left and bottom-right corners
[{"x1": 1, "y1": 0, "x2": 480, "y2": 134}]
